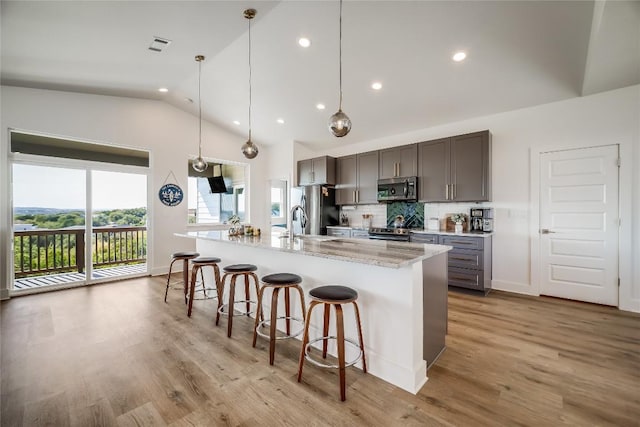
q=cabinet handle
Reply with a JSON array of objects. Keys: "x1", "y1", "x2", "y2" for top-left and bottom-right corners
[
  {"x1": 450, "y1": 275, "x2": 477, "y2": 283},
  {"x1": 445, "y1": 184, "x2": 449, "y2": 200},
  {"x1": 353, "y1": 190, "x2": 356, "y2": 203},
  {"x1": 449, "y1": 240, "x2": 474, "y2": 245},
  {"x1": 310, "y1": 171, "x2": 315, "y2": 183},
  {"x1": 450, "y1": 256, "x2": 473, "y2": 261},
  {"x1": 356, "y1": 190, "x2": 359, "y2": 204}
]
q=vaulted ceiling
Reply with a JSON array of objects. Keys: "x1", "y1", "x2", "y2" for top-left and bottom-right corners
[{"x1": 2, "y1": 1, "x2": 639, "y2": 149}]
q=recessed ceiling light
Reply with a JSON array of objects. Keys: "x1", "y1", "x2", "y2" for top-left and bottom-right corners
[
  {"x1": 298, "y1": 37, "x2": 311, "y2": 48},
  {"x1": 453, "y1": 51, "x2": 467, "y2": 62},
  {"x1": 276, "y1": 118, "x2": 285, "y2": 124},
  {"x1": 316, "y1": 103, "x2": 326, "y2": 110},
  {"x1": 158, "y1": 87, "x2": 169, "y2": 93},
  {"x1": 233, "y1": 120, "x2": 241, "y2": 125},
  {"x1": 371, "y1": 82, "x2": 382, "y2": 90}
]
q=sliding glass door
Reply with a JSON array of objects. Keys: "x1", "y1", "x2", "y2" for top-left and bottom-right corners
[
  {"x1": 90, "y1": 170, "x2": 147, "y2": 281},
  {"x1": 11, "y1": 162, "x2": 148, "y2": 293},
  {"x1": 12, "y1": 164, "x2": 87, "y2": 290}
]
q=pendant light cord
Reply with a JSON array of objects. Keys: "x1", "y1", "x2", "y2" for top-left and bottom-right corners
[
  {"x1": 339, "y1": 0, "x2": 343, "y2": 111},
  {"x1": 248, "y1": 15, "x2": 253, "y2": 141},
  {"x1": 198, "y1": 58, "x2": 203, "y2": 158}
]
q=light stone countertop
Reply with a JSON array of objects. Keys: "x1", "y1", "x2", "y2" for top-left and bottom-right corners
[{"x1": 176, "y1": 230, "x2": 451, "y2": 269}]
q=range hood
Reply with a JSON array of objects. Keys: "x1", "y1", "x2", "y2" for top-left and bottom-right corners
[{"x1": 207, "y1": 164, "x2": 227, "y2": 193}]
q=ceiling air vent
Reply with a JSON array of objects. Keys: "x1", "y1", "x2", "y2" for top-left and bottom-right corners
[{"x1": 148, "y1": 37, "x2": 172, "y2": 52}]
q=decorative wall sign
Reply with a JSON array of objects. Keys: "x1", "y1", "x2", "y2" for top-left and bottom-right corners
[{"x1": 159, "y1": 171, "x2": 183, "y2": 207}]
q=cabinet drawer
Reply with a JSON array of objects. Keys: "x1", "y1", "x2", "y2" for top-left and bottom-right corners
[
  {"x1": 410, "y1": 233, "x2": 438, "y2": 244},
  {"x1": 327, "y1": 229, "x2": 351, "y2": 237},
  {"x1": 350, "y1": 230, "x2": 370, "y2": 239},
  {"x1": 439, "y1": 235, "x2": 484, "y2": 250},
  {"x1": 448, "y1": 248, "x2": 483, "y2": 270},
  {"x1": 448, "y1": 267, "x2": 484, "y2": 291}
]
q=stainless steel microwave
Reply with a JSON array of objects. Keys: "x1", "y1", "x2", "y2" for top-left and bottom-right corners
[{"x1": 377, "y1": 176, "x2": 418, "y2": 202}]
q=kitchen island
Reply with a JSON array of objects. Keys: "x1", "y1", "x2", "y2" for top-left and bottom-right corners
[{"x1": 177, "y1": 230, "x2": 451, "y2": 394}]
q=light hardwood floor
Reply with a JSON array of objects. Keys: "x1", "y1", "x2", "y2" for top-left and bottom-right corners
[{"x1": 1, "y1": 276, "x2": 639, "y2": 426}]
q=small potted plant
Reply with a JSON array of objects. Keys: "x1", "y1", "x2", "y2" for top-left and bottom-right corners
[{"x1": 450, "y1": 213, "x2": 466, "y2": 233}]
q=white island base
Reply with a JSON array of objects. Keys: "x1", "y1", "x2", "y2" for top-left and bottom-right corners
[{"x1": 182, "y1": 233, "x2": 449, "y2": 395}]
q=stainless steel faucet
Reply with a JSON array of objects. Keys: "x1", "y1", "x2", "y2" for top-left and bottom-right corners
[{"x1": 288, "y1": 204, "x2": 307, "y2": 242}]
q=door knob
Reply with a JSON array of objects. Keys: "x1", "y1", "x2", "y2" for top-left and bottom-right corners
[{"x1": 540, "y1": 229, "x2": 556, "y2": 234}]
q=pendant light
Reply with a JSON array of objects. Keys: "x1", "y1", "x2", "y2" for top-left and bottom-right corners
[
  {"x1": 328, "y1": 0, "x2": 351, "y2": 137},
  {"x1": 192, "y1": 55, "x2": 208, "y2": 172},
  {"x1": 241, "y1": 8, "x2": 259, "y2": 159}
]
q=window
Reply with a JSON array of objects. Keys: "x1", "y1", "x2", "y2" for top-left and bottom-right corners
[
  {"x1": 187, "y1": 161, "x2": 247, "y2": 224},
  {"x1": 270, "y1": 180, "x2": 287, "y2": 226}
]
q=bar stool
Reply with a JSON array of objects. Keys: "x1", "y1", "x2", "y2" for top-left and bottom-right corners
[
  {"x1": 187, "y1": 256, "x2": 222, "y2": 317},
  {"x1": 216, "y1": 264, "x2": 261, "y2": 338},
  {"x1": 297, "y1": 285, "x2": 367, "y2": 402},
  {"x1": 253, "y1": 273, "x2": 306, "y2": 365},
  {"x1": 164, "y1": 251, "x2": 200, "y2": 303}
]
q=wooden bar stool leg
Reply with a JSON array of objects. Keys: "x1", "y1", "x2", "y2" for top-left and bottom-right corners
[
  {"x1": 353, "y1": 301, "x2": 367, "y2": 373},
  {"x1": 298, "y1": 301, "x2": 319, "y2": 382},
  {"x1": 250, "y1": 273, "x2": 263, "y2": 321},
  {"x1": 269, "y1": 287, "x2": 281, "y2": 365},
  {"x1": 182, "y1": 258, "x2": 190, "y2": 304},
  {"x1": 284, "y1": 287, "x2": 291, "y2": 335},
  {"x1": 335, "y1": 304, "x2": 346, "y2": 402},
  {"x1": 295, "y1": 285, "x2": 306, "y2": 323},
  {"x1": 187, "y1": 265, "x2": 199, "y2": 317},
  {"x1": 227, "y1": 275, "x2": 238, "y2": 338},
  {"x1": 244, "y1": 273, "x2": 251, "y2": 315},
  {"x1": 253, "y1": 285, "x2": 268, "y2": 348},
  {"x1": 216, "y1": 273, "x2": 229, "y2": 326},
  {"x1": 213, "y1": 265, "x2": 221, "y2": 300},
  {"x1": 322, "y1": 303, "x2": 330, "y2": 358}
]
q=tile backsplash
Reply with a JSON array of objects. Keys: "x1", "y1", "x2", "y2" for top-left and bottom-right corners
[
  {"x1": 386, "y1": 202, "x2": 424, "y2": 228},
  {"x1": 340, "y1": 202, "x2": 491, "y2": 230}
]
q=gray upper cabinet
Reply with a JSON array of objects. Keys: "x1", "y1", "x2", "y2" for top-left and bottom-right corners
[
  {"x1": 379, "y1": 144, "x2": 418, "y2": 179},
  {"x1": 418, "y1": 130, "x2": 491, "y2": 202},
  {"x1": 336, "y1": 151, "x2": 379, "y2": 205},
  {"x1": 297, "y1": 156, "x2": 336, "y2": 186}
]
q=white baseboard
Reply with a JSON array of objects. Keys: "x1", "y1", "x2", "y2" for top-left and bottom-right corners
[
  {"x1": 0, "y1": 288, "x2": 9, "y2": 300},
  {"x1": 619, "y1": 297, "x2": 640, "y2": 313},
  {"x1": 151, "y1": 266, "x2": 172, "y2": 277},
  {"x1": 491, "y1": 279, "x2": 538, "y2": 296}
]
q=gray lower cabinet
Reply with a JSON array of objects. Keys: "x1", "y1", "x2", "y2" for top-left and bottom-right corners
[
  {"x1": 326, "y1": 227, "x2": 351, "y2": 237},
  {"x1": 410, "y1": 233, "x2": 492, "y2": 294},
  {"x1": 350, "y1": 229, "x2": 370, "y2": 239}
]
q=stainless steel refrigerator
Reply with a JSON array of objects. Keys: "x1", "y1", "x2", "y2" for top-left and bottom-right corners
[{"x1": 292, "y1": 185, "x2": 338, "y2": 235}]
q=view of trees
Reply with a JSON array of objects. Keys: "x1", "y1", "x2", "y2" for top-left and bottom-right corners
[
  {"x1": 14, "y1": 207, "x2": 147, "y2": 229},
  {"x1": 13, "y1": 208, "x2": 147, "y2": 277}
]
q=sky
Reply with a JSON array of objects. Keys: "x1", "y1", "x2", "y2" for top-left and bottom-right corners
[{"x1": 13, "y1": 164, "x2": 147, "y2": 210}]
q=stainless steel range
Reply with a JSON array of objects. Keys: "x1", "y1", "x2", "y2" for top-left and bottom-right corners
[{"x1": 368, "y1": 227, "x2": 411, "y2": 242}]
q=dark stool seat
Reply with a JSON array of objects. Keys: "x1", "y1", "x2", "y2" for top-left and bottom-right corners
[
  {"x1": 253, "y1": 273, "x2": 306, "y2": 365},
  {"x1": 216, "y1": 264, "x2": 261, "y2": 338},
  {"x1": 298, "y1": 285, "x2": 367, "y2": 401},
  {"x1": 187, "y1": 257, "x2": 222, "y2": 317},
  {"x1": 309, "y1": 285, "x2": 357, "y2": 301},
  {"x1": 164, "y1": 251, "x2": 200, "y2": 304},
  {"x1": 192, "y1": 256, "x2": 222, "y2": 264},
  {"x1": 223, "y1": 264, "x2": 258, "y2": 273}
]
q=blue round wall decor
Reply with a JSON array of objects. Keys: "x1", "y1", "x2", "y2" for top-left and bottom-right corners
[{"x1": 159, "y1": 183, "x2": 184, "y2": 206}]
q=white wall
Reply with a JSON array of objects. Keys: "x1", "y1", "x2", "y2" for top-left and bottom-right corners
[
  {"x1": 294, "y1": 85, "x2": 640, "y2": 312},
  {"x1": 0, "y1": 86, "x2": 270, "y2": 297}
]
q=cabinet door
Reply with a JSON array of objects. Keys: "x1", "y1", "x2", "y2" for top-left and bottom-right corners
[
  {"x1": 379, "y1": 144, "x2": 417, "y2": 179},
  {"x1": 418, "y1": 138, "x2": 450, "y2": 202},
  {"x1": 335, "y1": 155, "x2": 357, "y2": 205},
  {"x1": 311, "y1": 156, "x2": 336, "y2": 185},
  {"x1": 379, "y1": 148, "x2": 399, "y2": 179},
  {"x1": 356, "y1": 151, "x2": 379, "y2": 204},
  {"x1": 397, "y1": 144, "x2": 417, "y2": 177},
  {"x1": 409, "y1": 233, "x2": 438, "y2": 244},
  {"x1": 450, "y1": 131, "x2": 491, "y2": 201},
  {"x1": 297, "y1": 159, "x2": 313, "y2": 186}
]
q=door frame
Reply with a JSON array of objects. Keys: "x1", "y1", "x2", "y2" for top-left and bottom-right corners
[
  {"x1": 530, "y1": 142, "x2": 633, "y2": 311},
  {"x1": 7, "y1": 152, "x2": 152, "y2": 295}
]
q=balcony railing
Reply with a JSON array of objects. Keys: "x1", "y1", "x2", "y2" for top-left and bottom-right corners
[{"x1": 14, "y1": 226, "x2": 147, "y2": 278}]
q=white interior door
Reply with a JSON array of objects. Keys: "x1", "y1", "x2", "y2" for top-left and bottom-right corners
[{"x1": 539, "y1": 145, "x2": 619, "y2": 306}]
